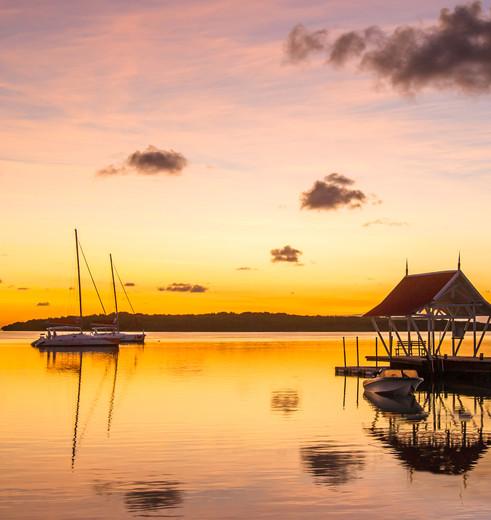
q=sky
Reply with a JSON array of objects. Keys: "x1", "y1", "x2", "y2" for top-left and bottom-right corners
[{"x1": 2, "y1": 0, "x2": 491, "y2": 326}]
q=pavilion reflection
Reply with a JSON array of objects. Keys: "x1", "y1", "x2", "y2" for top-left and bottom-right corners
[
  {"x1": 300, "y1": 442, "x2": 365, "y2": 486},
  {"x1": 364, "y1": 389, "x2": 491, "y2": 475},
  {"x1": 94, "y1": 479, "x2": 183, "y2": 514}
]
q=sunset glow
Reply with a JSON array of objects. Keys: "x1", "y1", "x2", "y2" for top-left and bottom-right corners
[{"x1": 2, "y1": 0, "x2": 491, "y2": 326}]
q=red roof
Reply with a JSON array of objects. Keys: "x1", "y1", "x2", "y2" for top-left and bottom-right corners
[{"x1": 364, "y1": 271, "x2": 458, "y2": 317}]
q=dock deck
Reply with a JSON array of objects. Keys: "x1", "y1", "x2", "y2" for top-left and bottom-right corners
[{"x1": 334, "y1": 365, "x2": 387, "y2": 377}]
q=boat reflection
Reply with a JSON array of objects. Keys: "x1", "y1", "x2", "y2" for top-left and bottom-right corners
[
  {"x1": 301, "y1": 443, "x2": 365, "y2": 486},
  {"x1": 364, "y1": 390, "x2": 427, "y2": 421},
  {"x1": 364, "y1": 389, "x2": 491, "y2": 475}
]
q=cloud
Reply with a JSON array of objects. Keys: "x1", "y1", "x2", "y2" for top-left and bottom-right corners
[
  {"x1": 363, "y1": 218, "x2": 410, "y2": 227},
  {"x1": 271, "y1": 245, "x2": 303, "y2": 264},
  {"x1": 300, "y1": 173, "x2": 369, "y2": 211},
  {"x1": 158, "y1": 283, "x2": 208, "y2": 293},
  {"x1": 36, "y1": 302, "x2": 50, "y2": 306},
  {"x1": 236, "y1": 267, "x2": 258, "y2": 271},
  {"x1": 285, "y1": 2, "x2": 491, "y2": 96},
  {"x1": 124, "y1": 282, "x2": 135, "y2": 287},
  {"x1": 283, "y1": 24, "x2": 328, "y2": 64},
  {"x1": 17, "y1": 287, "x2": 29, "y2": 290},
  {"x1": 97, "y1": 145, "x2": 188, "y2": 176}
]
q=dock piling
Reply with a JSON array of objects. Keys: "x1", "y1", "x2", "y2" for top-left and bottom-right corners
[{"x1": 343, "y1": 337, "x2": 347, "y2": 368}]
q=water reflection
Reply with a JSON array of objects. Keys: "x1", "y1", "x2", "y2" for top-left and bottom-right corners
[
  {"x1": 364, "y1": 389, "x2": 491, "y2": 475},
  {"x1": 94, "y1": 479, "x2": 183, "y2": 515},
  {"x1": 35, "y1": 347, "x2": 120, "y2": 469},
  {"x1": 271, "y1": 389, "x2": 300, "y2": 415},
  {"x1": 301, "y1": 443, "x2": 365, "y2": 486}
]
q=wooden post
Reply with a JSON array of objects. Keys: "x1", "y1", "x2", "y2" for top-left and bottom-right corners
[
  {"x1": 356, "y1": 336, "x2": 359, "y2": 368},
  {"x1": 375, "y1": 337, "x2": 378, "y2": 367},
  {"x1": 343, "y1": 337, "x2": 347, "y2": 367}
]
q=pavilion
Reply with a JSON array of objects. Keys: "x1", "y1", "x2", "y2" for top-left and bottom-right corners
[{"x1": 364, "y1": 268, "x2": 491, "y2": 358}]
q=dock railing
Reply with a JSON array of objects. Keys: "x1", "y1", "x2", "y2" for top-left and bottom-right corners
[{"x1": 395, "y1": 339, "x2": 426, "y2": 356}]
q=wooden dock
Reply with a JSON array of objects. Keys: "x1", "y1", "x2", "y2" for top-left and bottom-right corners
[{"x1": 335, "y1": 365, "x2": 386, "y2": 377}]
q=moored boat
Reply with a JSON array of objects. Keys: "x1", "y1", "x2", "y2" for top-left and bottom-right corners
[
  {"x1": 363, "y1": 369, "x2": 423, "y2": 396},
  {"x1": 90, "y1": 254, "x2": 145, "y2": 344},
  {"x1": 32, "y1": 326, "x2": 119, "y2": 348},
  {"x1": 31, "y1": 230, "x2": 120, "y2": 349}
]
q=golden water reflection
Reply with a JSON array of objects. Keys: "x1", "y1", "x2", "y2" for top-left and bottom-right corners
[{"x1": 2, "y1": 333, "x2": 491, "y2": 519}]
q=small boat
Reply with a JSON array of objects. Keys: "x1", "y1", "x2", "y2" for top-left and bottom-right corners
[
  {"x1": 92, "y1": 325, "x2": 145, "y2": 344},
  {"x1": 32, "y1": 230, "x2": 120, "y2": 349},
  {"x1": 90, "y1": 254, "x2": 145, "y2": 344},
  {"x1": 363, "y1": 369, "x2": 423, "y2": 396}
]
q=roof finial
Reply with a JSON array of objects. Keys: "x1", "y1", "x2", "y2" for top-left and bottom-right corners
[
  {"x1": 405, "y1": 258, "x2": 408, "y2": 276},
  {"x1": 458, "y1": 251, "x2": 461, "y2": 271}
]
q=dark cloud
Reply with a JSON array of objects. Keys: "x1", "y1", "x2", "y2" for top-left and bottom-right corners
[
  {"x1": 124, "y1": 282, "x2": 135, "y2": 287},
  {"x1": 285, "y1": 2, "x2": 491, "y2": 96},
  {"x1": 17, "y1": 287, "x2": 29, "y2": 290},
  {"x1": 284, "y1": 23, "x2": 328, "y2": 63},
  {"x1": 300, "y1": 173, "x2": 368, "y2": 211},
  {"x1": 158, "y1": 283, "x2": 208, "y2": 293},
  {"x1": 271, "y1": 245, "x2": 303, "y2": 264},
  {"x1": 96, "y1": 165, "x2": 128, "y2": 176},
  {"x1": 127, "y1": 146, "x2": 188, "y2": 175},
  {"x1": 97, "y1": 145, "x2": 188, "y2": 176},
  {"x1": 36, "y1": 302, "x2": 50, "y2": 306},
  {"x1": 363, "y1": 218, "x2": 410, "y2": 227},
  {"x1": 236, "y1": 267, "x2": 258, "y2": 271}
]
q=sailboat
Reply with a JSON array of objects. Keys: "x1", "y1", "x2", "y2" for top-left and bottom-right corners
[
  {"x1": 31, "y1": 230, "x2": 120, "y2": 348},
  {"x1": 91, "y1": 254, "x2": 145, "y2": 344}
]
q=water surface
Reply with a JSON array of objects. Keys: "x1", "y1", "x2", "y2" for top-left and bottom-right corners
[{"x1": 1, "y1": 332, "x2": 491, "y2": 519}]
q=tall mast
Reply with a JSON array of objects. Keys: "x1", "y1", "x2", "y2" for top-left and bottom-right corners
[
  {"x1": 110, "y1": 254, "x2": 119, "y2": 330},
  {"x1": 75, "y1": 229, "x2": 83, "y2": 324}
]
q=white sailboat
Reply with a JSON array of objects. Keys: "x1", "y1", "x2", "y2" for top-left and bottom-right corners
[
  {"x1": 31, "y1": 230, "x2": 120, "y2": 349},
  {"x1": 91, "y1": 254, "x2": 145, "y2": 344}
]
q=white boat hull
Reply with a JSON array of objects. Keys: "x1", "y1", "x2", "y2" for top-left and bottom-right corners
[
  {"x1": 363, "y1": 376, "x2": 423, "y2": 396},
  {"x1": 32, "y1": 332, "x2": 119, "y2": 348},
  {"x1": 92, "y1": 330, "x2": 145, "y2": 344}
]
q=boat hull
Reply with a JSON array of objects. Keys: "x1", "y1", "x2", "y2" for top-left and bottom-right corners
[
  {"x1": 31, "y1": 333, "x2": 119, "y2": 348},
  {"x1": 92, "y1": 330, "x2": 145, "y2": 344},
  {"x1": 363, "y1": 376, "x2": 423, "y2": 396}
]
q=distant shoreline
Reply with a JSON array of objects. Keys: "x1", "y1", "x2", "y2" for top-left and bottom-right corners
[{"x1": 2, "y1": 311, "x2": 468, "y2": 332}]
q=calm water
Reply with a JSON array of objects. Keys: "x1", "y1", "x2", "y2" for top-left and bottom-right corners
[{"x1": 2, "y1": 332, "x2": 491, "y2": 519}]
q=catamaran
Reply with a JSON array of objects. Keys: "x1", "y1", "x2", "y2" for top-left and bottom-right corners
[
  {"x1": 31, "y1": 230, "x2": 120, "y2": 348},
  {"x1": 91, "y1": 254, "x2": 145, "y2": 344}
]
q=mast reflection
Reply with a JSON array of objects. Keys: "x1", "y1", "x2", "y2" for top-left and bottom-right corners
[
  {"x1": 364, "y1": 389, "x2": 491, "y2": 475},
  {"x1": 35, "y1": 346, "x2": 120, "y2": 469}
]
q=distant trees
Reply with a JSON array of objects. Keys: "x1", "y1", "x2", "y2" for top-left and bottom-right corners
[{"x1": 3, "y1": 312, "x2": 470, "y2": 332}]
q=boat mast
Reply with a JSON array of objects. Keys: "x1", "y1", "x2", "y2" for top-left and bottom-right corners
[
  {"x1": 110, "y1": 254, "x2": 119, "y2": 331},
  {"x1": 75, "y1": 229, "x2": 83, "y2": 326}
]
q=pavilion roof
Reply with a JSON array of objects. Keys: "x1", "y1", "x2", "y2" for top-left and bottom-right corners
[{"x1": 364, "y1": 270, "x2": 491, "y2": 317}]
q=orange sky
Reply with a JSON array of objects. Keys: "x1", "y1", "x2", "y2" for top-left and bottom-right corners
[{"x1": 2, "y1": 1, "x2": 491, "y2": 326}]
